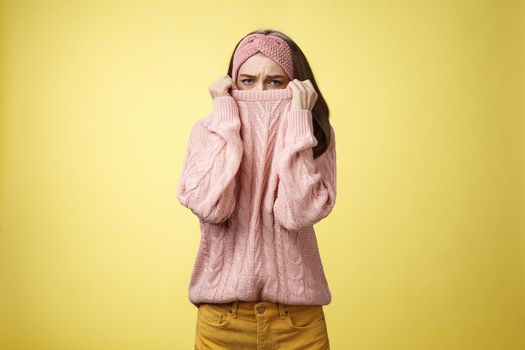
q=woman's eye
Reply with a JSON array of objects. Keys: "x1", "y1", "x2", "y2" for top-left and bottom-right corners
[{"x1": 241, "y1": 79, "x2": 282, "y2": 85}]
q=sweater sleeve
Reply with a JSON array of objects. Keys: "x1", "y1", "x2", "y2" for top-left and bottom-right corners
[
  {"x1": 176, "y1": 96, "x2": 243, "y2": 224},
  {"x1": 273, "y1": 109, "x2": 337, "y2": 231}
]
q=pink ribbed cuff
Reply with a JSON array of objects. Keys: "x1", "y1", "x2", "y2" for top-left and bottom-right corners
[
  {"x1": 286, "y1": 109, "x2": 314, "y2": 137},
  {"x1": 212, "y1": 96, "x2": 240, "y2": 124}
]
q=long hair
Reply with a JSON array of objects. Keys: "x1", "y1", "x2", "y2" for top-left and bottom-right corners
[{"x1": 227, "y1": 29, "x2": 332, "y2": 159}]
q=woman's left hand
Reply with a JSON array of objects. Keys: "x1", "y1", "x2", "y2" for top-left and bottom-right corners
[{"x1": 288, "y1": 79, "x2": 318, "y2": 111}]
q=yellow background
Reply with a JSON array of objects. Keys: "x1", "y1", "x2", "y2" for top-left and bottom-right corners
[{"x1": 1, "y1": 0, "x2": 524, "y2": 349}]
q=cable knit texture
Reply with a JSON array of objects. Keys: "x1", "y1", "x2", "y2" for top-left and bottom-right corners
[
  {"x1": 177, "y1": 87, "x2": 336, "y2": 308},
  {"x1": 232, "y1": 33, "x2": 295, "y2": 82}
]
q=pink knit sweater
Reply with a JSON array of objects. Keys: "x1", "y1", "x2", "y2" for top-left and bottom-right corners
[{"x1": 177, "y1": 87, "x2": 336, "y2": 307}]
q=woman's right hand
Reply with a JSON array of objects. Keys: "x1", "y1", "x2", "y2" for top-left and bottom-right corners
[{"x1": 209, "y1": 75, "x2": 237, "y2": 99}]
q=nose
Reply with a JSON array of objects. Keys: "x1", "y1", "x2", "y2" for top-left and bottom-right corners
[{"x1": 256, "y1": 82, "x2": 266, "y2": 91}]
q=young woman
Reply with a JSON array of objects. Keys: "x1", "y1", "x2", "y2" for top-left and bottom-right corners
[{"x1": 177, "y1": 28, "x2": 337, "y2": 349}]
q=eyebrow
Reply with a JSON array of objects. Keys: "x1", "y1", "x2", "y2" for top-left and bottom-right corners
[{"x1": 239, "y1": 74, "x2": 286, "y2": 79}]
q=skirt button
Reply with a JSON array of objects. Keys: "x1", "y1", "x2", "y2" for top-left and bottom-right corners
[{"x1": 257, "y1": 306, "x2": 265, "y2": 314}]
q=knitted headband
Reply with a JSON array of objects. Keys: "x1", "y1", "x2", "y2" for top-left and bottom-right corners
[{"x1": 232, "y1": 33, "x2": 295, "y2": 83}]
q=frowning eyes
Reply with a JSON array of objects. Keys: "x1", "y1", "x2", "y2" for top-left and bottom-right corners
[{"x1": 241, "y1": 79, "x2": 283, "y2": 86}]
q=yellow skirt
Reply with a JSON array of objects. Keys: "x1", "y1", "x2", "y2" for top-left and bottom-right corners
[{"x1": 194, "y1": 300, "x2": 330, "y2": 350}]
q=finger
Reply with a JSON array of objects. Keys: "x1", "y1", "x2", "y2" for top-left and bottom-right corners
[
  {"x1": 290, "y1": 79, "x2": 301, "y2": 89},
  {"x1": 287, "y1": 80, "x2": 299, "y2": 93},
  {"x1": 229, "y1": 76, "x2": 238, "y2": 90},
  {"x1": 301, "y1": 80, "x2": 316, "y2": 95},
  {"x1": 296, "y1": 79, "x2": 307, "y2": 92},
  {"x1": 303, "y1": 79, "x2": 315, "y2": 90}
]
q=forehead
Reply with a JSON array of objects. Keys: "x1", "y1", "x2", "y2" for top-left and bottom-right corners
[{"x1": 238, "y1": 53, "x2": 286, "y2": 76}]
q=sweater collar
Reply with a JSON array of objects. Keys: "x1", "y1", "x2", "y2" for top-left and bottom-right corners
[{"x1": 230, "y1": 87, "x2": 292, "y2": 101}]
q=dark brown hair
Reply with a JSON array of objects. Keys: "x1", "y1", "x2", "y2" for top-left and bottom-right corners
[{"x1": 227, "y1": 29, "x2": 332, "y2": 159}]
